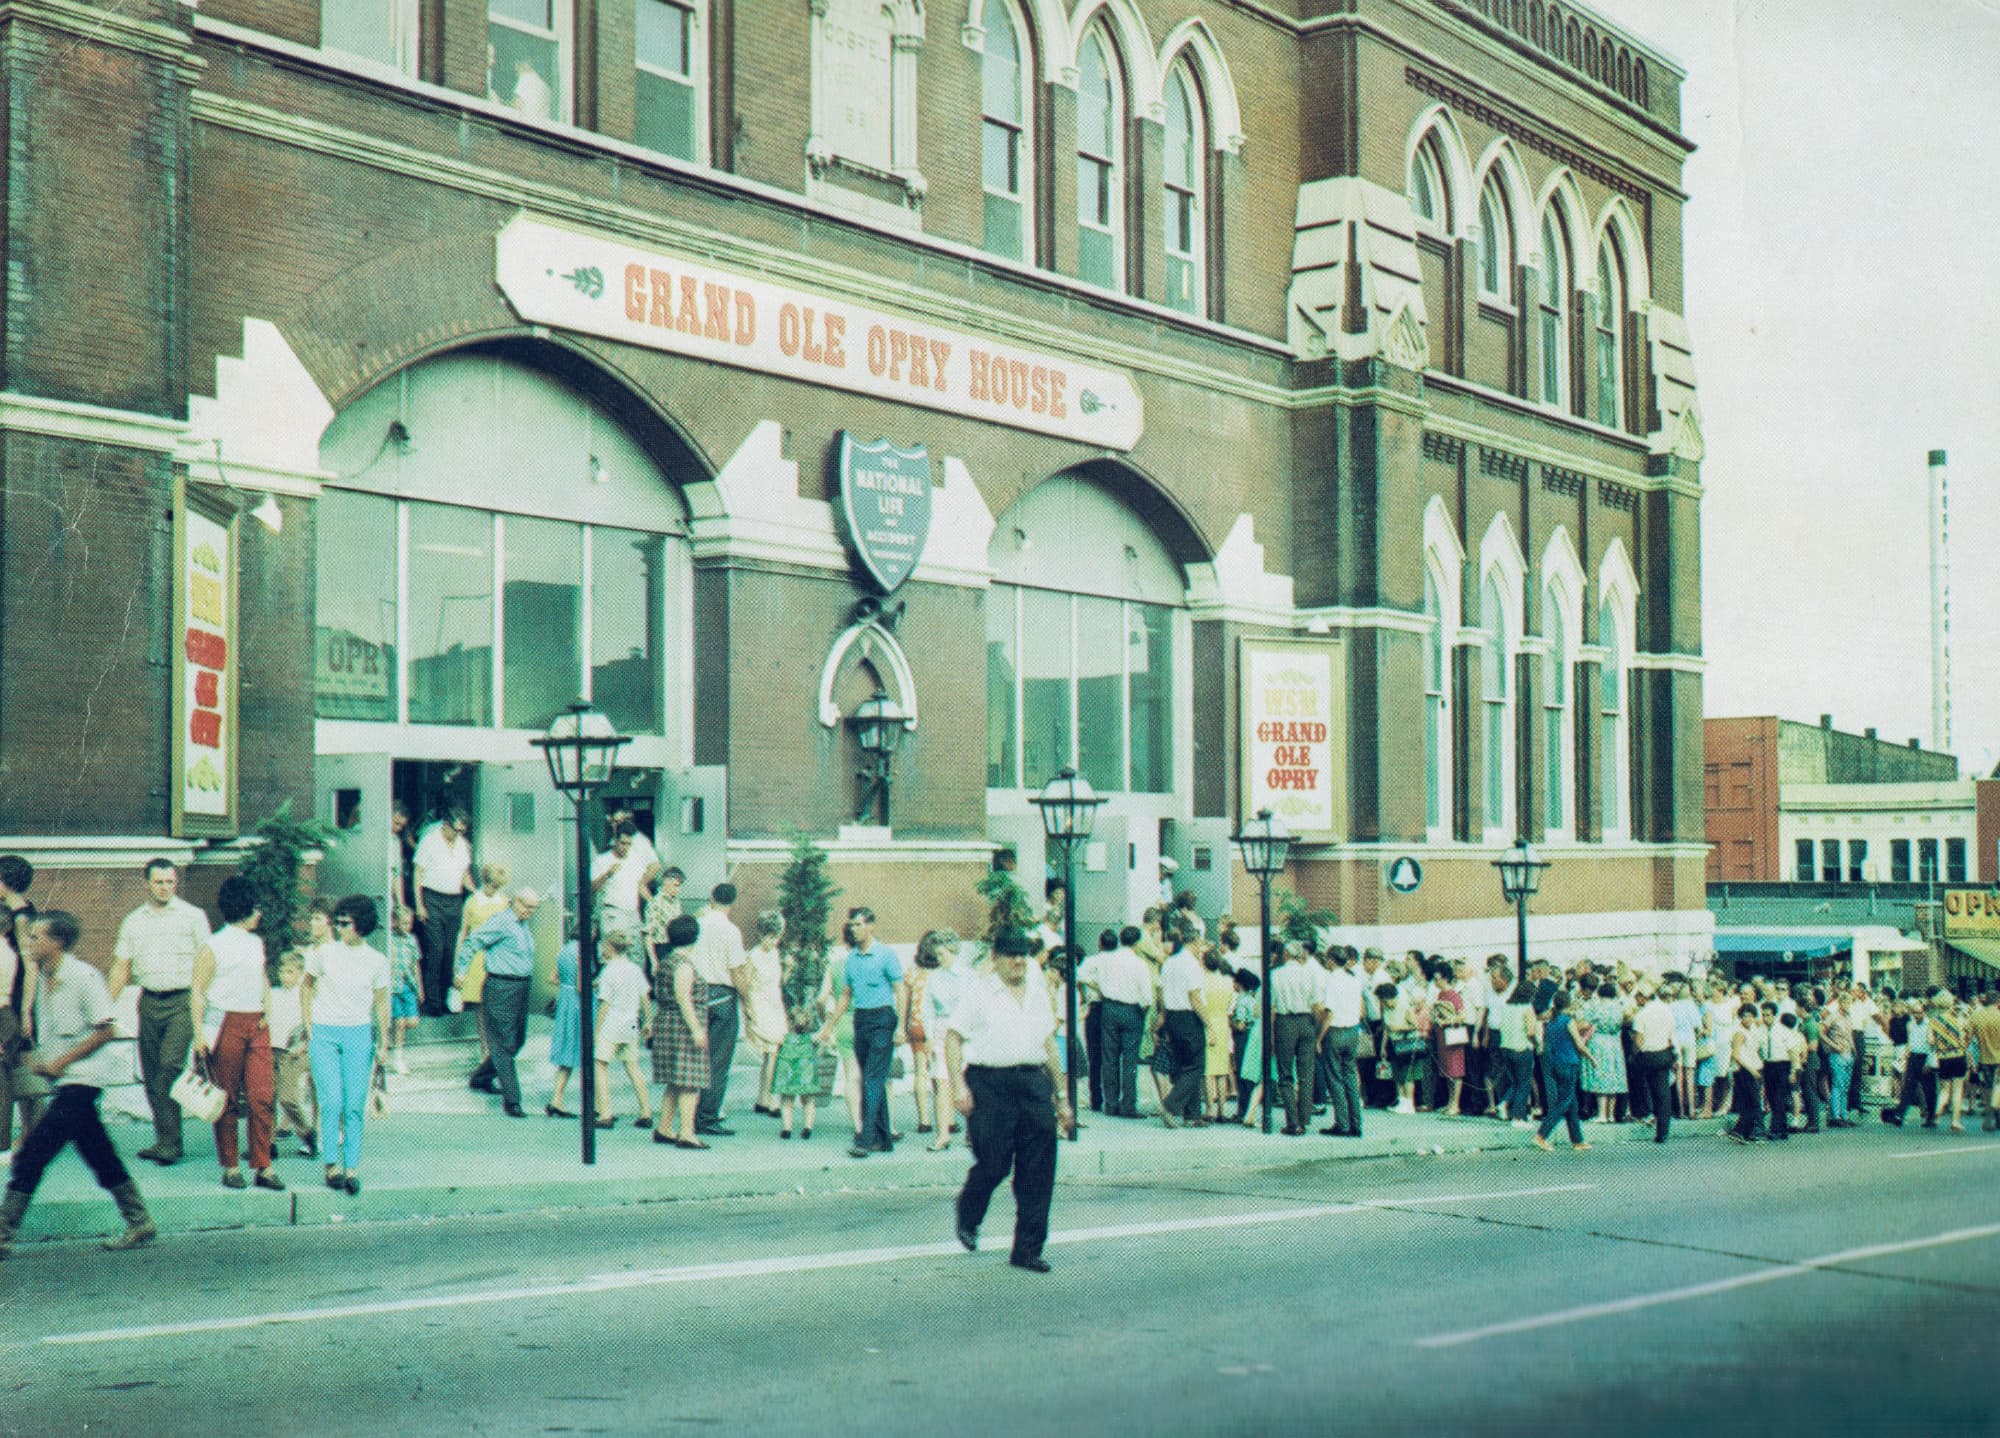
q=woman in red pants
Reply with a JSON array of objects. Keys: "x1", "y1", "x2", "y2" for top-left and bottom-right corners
[{"x1": 189, "y1": 875, "x2": 285, "y2": 1192}]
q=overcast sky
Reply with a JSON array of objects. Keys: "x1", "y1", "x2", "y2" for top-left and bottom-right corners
[{"x1": 1588, "y1": 0, "x2": 2000, "y2": 775}]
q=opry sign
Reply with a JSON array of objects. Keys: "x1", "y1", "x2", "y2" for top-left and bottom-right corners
[
  {"x1": 837, "y1": 434, "x2": 931, "y2": 595},
  {"x1": 495, "y1": 214, "x2": 1143, "y2": 450}
]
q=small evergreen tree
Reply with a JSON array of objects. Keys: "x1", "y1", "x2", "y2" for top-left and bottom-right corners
[
  {"x1": 976, "y1": 866, "x2": 1035, "y2": 944},
  {"x1": 237, "y1": 801, "x2": 335, "y2": 973},
  {"x1": 1276, "y1": 888, "x2": 1337, "y2": 948},
  {"x1": 777, "y1": 832, "x2": 841, "y2": 1015}
]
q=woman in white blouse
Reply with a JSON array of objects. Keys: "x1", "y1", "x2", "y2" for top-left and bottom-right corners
[
  {"x1": 189, "y1": 876, "x2": 283, "y2": 1192},
  {"x1": 303, "y1": 895, "x2": 390, "y2": 1195}
]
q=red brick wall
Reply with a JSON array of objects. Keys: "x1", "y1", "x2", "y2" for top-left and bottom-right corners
[{"x1": 1704, "y1": 717, "x2": 1779, "y2": 882}]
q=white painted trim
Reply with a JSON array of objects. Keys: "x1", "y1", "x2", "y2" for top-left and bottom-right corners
[
  {"x1": 1323, "y1": 904, "x2": 1716, "y2": 975},
  {"x1": 314, "y1": 720, "x2": 679, "y2": 770},
  {"x1": 1630, "y1": 651, "x2": 1707, "y2": 674},
  {"x1": 0, "y1": 836, "x2": 201, "y2": 870},
  {"x1": 816, "y1": 621, "x2": 920, "y2": 730},
  {"x1": 726, "y1": 836, "x2": 998, "y2": 866},
  {"x1": 0, "y1": 392, "x2": 186, "y2": 453}
]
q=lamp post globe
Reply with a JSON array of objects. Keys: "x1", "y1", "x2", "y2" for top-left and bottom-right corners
[
  {"x1": 531, "y1": 700, "x2": 629, "y2": 1165},
  {"x1": 1232, "y1": 808, "x2": 1293, "y2": 1135},
  {"x1": 1491, "y1": 838, "x2": 1548, "y2": 1003},
  {"x1": 1029, "y1": 767, "x2": 1104, "y2": 1138}
]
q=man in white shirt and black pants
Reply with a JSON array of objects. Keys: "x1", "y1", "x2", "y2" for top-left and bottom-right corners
[
  {"x1": 1631, "y1": 986, "x2": 1676, "y2": 1143},
  {"x1": 1078, "y1": 926, "x2": 1154, "y2": 1119},
  {"x1": 948, "y1": 926, "x2": 1072, "y2": 1273},
  {"x1": 690, "y1": 883, "x2": 749, "y2": 1137}
]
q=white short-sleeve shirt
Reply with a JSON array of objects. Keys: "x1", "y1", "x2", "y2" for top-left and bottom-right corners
[{"x1": 305, "y1": 940, "x2": 390, "y2": 1029}]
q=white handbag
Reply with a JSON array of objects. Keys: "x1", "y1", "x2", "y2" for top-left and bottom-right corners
[{"x1": 171, "y1": 1057, "x2": 228, "y2": 1124}]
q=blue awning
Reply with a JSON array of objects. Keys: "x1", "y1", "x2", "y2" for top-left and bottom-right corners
[{"x1": 1713, "y1": 933, "x2": 1848, "y2": 959}]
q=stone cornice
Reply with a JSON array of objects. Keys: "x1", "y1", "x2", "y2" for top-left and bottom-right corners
[{"x1": 0, "y1": 391, "x2": 186, "y2": 453}]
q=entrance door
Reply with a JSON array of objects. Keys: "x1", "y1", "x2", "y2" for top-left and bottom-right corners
[{"x1": 315, "y1": 751, "x2": 396, "y2": 921}]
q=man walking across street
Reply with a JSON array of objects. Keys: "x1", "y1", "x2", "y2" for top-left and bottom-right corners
[
  {"x1": 818, "y1": 907, "x2": 907, "y2": 1156},
  {"x1": 1156, "y1": 925, "x2": 1208, "y2": 1126},
  {"x1": 1762, "y1": 1004, "x2": 1800, "y2": 1141},
  {"x1": 413, "y1": 809, "x2": 472, "y2": 1017},
  {"x1": 949, "y1": 926, "x2": 1072, "y2": 1273},
  {"x1": 1318, "y1": 948, "x2": 1366, "y2": 1138},
  {"x1": 107, "y1": 858, "x2": 212, "y2": 1165},
  {"x1": 460, "y1": 888, "x2": 541, "y2": 1117},
  {"x1": 0, "y1": 912, "x2": 156, "y2": 1257},
  {"x1": 1631, "y1": 984, "x2": 1676, "y2": 1142},
  {"x1": 1267, "y1": 942, "x2": 1325, "y2": 1135},
  {"x1": 690, "y1": 883, "x2": 750, "y2": 1137},
  {"x1": 1078, "y1": 926, "x2": 1153, "y2": 1118}
]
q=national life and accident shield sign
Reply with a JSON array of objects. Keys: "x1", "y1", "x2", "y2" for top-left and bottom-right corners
[{"x1": 838, "y1": 433, "x2": 932, "y2": 595}]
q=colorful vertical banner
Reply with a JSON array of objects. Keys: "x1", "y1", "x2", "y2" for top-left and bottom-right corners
[
  {"x1": 173, "y1": 480, "x2": 238, "y2": 838},
  {"x1": 1239, "y1": 638, "x2": 1345, "y2": 842}
]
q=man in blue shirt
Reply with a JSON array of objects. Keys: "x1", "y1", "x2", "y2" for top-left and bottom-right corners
[
  {"x1": 461, "y1": 889, "x2": 542, "y2": 1118},
  {"x1": 818, "y1": 906, "x2": 907, "y2": 1157}
]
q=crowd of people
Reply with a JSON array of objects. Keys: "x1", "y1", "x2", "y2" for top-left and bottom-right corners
[{"x1": 2, "y1": 829, "x2": 1997, "y2": 1262}]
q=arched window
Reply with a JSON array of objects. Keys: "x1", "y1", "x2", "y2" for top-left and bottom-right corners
[
  {"x1": 1595, "y1": 240, "x2": 1624, "y2": 427},
  {"x1": 987, "y1": 474, "x2": 1183, "y2": 795},
  {"x1": 1481, "y1": 572, "x2": 1514, "y2": 839},
  {"x1": 980, "y1": 0, "x2": 1031, "y2": 261},
  {"x1": 1424, "y1": 564, "x2": 1453, "y2": 837},
  {"x1": 1162, "y1": 64, "x2": 1204, "y2": 315},
  {"x1": 1634, "y1": 59, "x2": 1650, "y2": 108},
  {"x1": 1529, "y1": 3, "x2": 1544, "y2": 46},
  {"x1": 1598, "y1": 594, "x2": 1627, "y2": 837},
  {"x1": 1409, "y1": 132, "x2": 1448, "y2": 234},
  {"x1": 1538, "y1": 209, "x2": 1569, "y2": 408},
  {"x1": 1075, "y1": 27, "x2": 1125, "y2": 291},
  {"x1": 1478, "y1": 176, "x2": 1513, "y2": 300},
  {"x1": 1541, "y1": 588, "x2": 1570, "y2": 835}
]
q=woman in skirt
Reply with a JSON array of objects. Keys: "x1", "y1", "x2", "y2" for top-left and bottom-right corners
[{"x1": 648, "y1": 914, "x2": 711, "y2": 1149}]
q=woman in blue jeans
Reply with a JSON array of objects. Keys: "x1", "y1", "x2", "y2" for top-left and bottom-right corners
[
  {"x1": 1535, "y1": 989, "x2": 1595, "y2": 1152},
  {"x1": 302, "y1": 896, "x2": 391, "y2": 1195}
]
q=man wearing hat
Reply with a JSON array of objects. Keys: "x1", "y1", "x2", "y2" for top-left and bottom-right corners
[{"x1": 947, "y1": 926, "x2": 1071, "y2": 1273}]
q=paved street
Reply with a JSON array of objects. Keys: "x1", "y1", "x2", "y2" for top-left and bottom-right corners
[{"x1": 4, "y1": 1117, "x2": 1996, "y2": 1436}]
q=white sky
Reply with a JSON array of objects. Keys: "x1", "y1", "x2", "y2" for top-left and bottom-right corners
[{"x1": 1590, "y1": 0, "x2": 2000, "y2": 776}]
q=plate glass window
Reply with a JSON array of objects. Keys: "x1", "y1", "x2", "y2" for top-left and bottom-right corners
[
  {"x1": 407, "y1": 502, "x2": 495, "y2": 727},
  {"x1": 489, "y1": 0, "x2": 568, "y2": 122},
  {"x1": 501, "y1": 515, "x2": 582, "y2": 731},
  {"x1": 980, "y1": 0, "x2": 1029, "y2": 261},
  {"x1": 591, "y1": 529, "x2": 666, "y2": 737},
  {"x1": 636, "y1": 0, "x2": 700, "y2": 161},
  {"x1": 1075, "y1": 29, "x2": 1123, "y2": 290},
  {"x1": 314, "y1": 489, "x2": 399, "y2": 722},
  {"x1": 323, "y1": 0, "x2": 419, "y2": 74}
]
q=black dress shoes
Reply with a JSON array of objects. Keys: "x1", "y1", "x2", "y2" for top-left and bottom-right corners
[
  {"x1": 503, "y1": 1102, "x2": 526, "y2": 1118},
  {"x1": 957, "y1": 1223, "x2": 978, "y2": 1252},
  {"x1": 1009, "y1": 1255, "x2": 1052, "y2": 1273}
]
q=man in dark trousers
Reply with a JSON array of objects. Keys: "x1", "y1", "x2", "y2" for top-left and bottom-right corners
[{"x1": 947, "y1": 926, "x2": 1071, "y2": 1273}]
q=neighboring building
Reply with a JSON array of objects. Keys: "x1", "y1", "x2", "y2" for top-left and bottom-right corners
[{"x1": 0, "y1": 0, "x2": 1706, "y2": 968}]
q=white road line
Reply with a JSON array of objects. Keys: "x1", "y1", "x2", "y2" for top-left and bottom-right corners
[
  {"x1": 40, "y1": 1182, "x2": 1589, "y2": 1347},
  {"x1": 1416, "y1": 1221, "x2": 2000, "y2": 1350},
  {"x1": 1886, "y1": 1144, "x2": 2000, "y2": 1161}
]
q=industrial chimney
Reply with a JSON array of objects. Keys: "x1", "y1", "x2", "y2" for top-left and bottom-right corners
[{"x1": 1929, "y1": 448, "x2": 1951, "y2": 754}]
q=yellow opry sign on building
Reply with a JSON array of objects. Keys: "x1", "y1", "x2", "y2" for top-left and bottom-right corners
[
  {"x1": 1943, "y1": 889, "x2": 2000, "y2": 938},
  {"x1": 495, "y1": 214, "x2": 1144, "y2": 450}
]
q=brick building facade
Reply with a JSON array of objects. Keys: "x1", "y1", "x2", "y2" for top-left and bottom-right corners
[{"x1": 0, "y1": 0, "x2": 1707, "y2": 967}]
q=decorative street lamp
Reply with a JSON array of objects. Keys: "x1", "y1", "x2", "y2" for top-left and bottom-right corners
[
  {"x1": 1492, "y1": 837, "x2": 1550, "y2": 995},
  {"x1": 1029, "y1": 766, "x2": 1104, "y2": 1140},
  {"x1": 531, "y1": 700, "x2": 629, "y2": 1165},
  {"x1": 1233, "y1": 808, "x2": 1294, "y2": 1135},
  {"x1": 846, "y1": 688, "x2": 908, "y2": 824}
]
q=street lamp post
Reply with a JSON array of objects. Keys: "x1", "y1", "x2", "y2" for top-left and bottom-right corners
[
  {"x1": 846, "y1": 688, "x2": 908, "y2": 825},
  {"x1": 1492, "y1": 837, "x2": 1550, "y2": 993},
  {"x1": 1233, "y1": 808, "x2": 1294, "y2": 1135},
  {"x1": 532, "y1": 700, "x2": 629, "y2": 1165},
  {"x1": 1029, "y1": 766, "x2": 1104, "y2": 1140}
]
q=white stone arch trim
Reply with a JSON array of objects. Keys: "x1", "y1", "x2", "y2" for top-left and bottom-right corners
[
  {"x1": 1066, "y1": 0, "x2": 1160, "y2": 119},
  {"x1": 1478, "y1": 510, "x2": 1526, "y2": 629},
  {"x1": 1423, "y1": 493, "x2": 1466, "y2": 591},
  {"x1": 1539, "y1": 525, "x2": 1586, "y2": 637},
  {"x1": 1592, "y1": 196, "x2": 1652, "y2": 311},
  {"x1": 1157, "y1": 18, "x2": 1244, "y2": 154},
  {"x1": 1472, "y1": 137, "x2": 1534, "y2": 246},
  {"x1": 817, "y1": 620, "x2": 921, "y2": 731},
  {"x1": 1597, "y1": 534, "x2": 1639, "y2": 631},
  {"x1": 1405, "y1": 104, "x2": 1475, "y2": 241},
  {"x1": 966, "y1": 0, "x2": 1073, "y2": 87},
  {"x1": 1530, "y1": 168, "x2": 1588, "y2": 272}
]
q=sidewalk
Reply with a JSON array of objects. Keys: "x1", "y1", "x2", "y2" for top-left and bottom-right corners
[{"x1": 8, "y1": 1034, "x2": 1632, "y2": 1246}]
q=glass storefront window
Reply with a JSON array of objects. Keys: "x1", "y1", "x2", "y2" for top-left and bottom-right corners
[
  {"x1": 502, "y1": 515, "x2": 582, "y2": 731},
  {"x1": 1077, "y1": 594, "x2": 1123, "y2": 792},
  {"x1": 314, "y1": 489, "x2": 399, "y2": 722},
  {"x1": 591, "y1": 527, "x2": 665, "y2": 736},
  {"x1": 407, "y1": 502, "x2": 494, "y2": 726},
  {"x1": 987, "y1": 584, "x2": 1018, "y2": 788},
  {"x1": 1127, "y1": 602, "x2": 1173, "y2": 794},
  {"x1": 1020, "y1": 587, "x2": 1073, "y2": 786}
]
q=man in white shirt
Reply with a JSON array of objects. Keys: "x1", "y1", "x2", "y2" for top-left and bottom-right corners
[
  {"x1": 1156, "y1": 928, "x2": 1208, "y2": 1126},
  {"x1": 948, "y1": 926, "x2": 1070, "y2": 1273},
  {"x1": 1319, "y1": 949, "x2": 1367, "y2": 1138},
  {"x1": 413, "y1": 809, "x2": 473, "y2": 1017},
  {"x1": 1266, "y1": 942, "x2": 1326, "y2": 1135},
  {"x1": 1079, "y1": 926, "x2": 1155, "y2": 1119},
  {"x1": 0, "y1": 912, "x2": 156, "y2": 1255},
  {"x1": 107, "y1": 859, "x2": 212, "y2": 1165},
  {"x1": 690, "y1": 883, "x2": 750, "y2": 1136},
  {"x1": 1631, "y1": 985, "x2": 1676, "y2": 1143},
  {"x1": 591, "y1": 822, "x2": 659, "y2": 941}
]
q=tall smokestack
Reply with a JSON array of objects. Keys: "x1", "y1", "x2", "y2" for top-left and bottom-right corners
[{"x1": 1929, "y1": 448, "x2": 1951, "y2": 754}]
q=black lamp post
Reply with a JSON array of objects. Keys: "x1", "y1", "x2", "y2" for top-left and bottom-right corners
[
  {"x1": 531, "y1": 699, "x2": 629, "y2": 1165},
  {"x1": 1492, "y1": 837, "x2": 1550, "y2": 991},
  {"x1": 846, "y1": 688, "x2": 907, "y2": 824},
  {"x1": 1234, "y1": 808, "x2": 1294, "y2": 1135},
  {"x1": 1029, "y1": 766, "x2": 1104, "y2": 1140}
]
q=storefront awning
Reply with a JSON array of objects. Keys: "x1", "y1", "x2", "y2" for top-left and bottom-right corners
[
  {"x1": 1946, "y1": 938, "x2": 2000, "y2": 974},
  {"x1": 1713, "y1": 933, "x2": 1848, "y2": 959}
]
